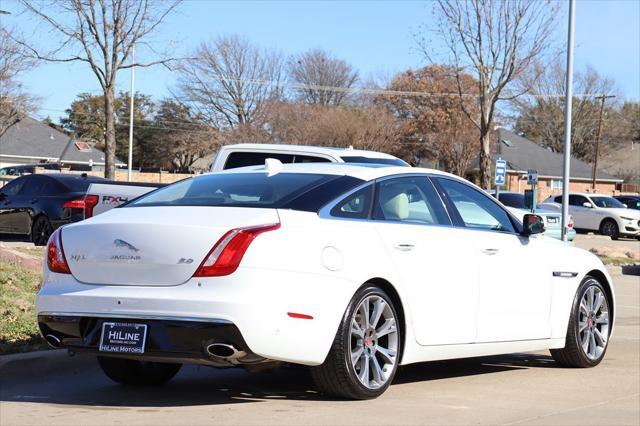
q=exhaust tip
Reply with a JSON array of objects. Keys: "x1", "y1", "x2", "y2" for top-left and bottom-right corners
[
  {"x1": 45, "y1": 334, "x2": 61, "y2": 348},
  {"x1": 206, "y1": 343, "x2": 242, "y2": 359}
]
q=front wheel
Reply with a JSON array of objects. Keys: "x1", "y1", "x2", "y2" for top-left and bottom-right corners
[
  {"x1": 311, "y1": 285, "x2": 401, "y2": 399},
  {"x1": 551, "y1": 277, "x2": 611, "y2": 367},
  {"x1": 600, "y1": 219, "x2": 619, "y2": 240},
  {"x1": 98, "y1": 356, "x2": 182, "y2": 385}
]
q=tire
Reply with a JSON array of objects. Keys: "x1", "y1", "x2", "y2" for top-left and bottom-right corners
[
  {"x1": 311, "y1": 285, "x2": 401, "y2": 399},
  {"x1": 31, "y1": 216, "x2": 53, "y2": 246},
  {"x1": 550, "y1": 276, "x2": 611, "y2": 368},
  {"x1": 97, "y1": 356, "x2": 182, "y2": 385},
  {"x1": 599, "y1": 219, "x2": 619, "y2": 240}
]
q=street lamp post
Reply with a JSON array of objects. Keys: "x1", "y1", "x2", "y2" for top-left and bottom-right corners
[{"x1": 561, "y1": 0, "x2": 576, "y2": 242}]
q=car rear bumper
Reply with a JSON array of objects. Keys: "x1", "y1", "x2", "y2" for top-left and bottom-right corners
[{"x1": 37, "y1": 313, "x2": 260, "y2": 366}]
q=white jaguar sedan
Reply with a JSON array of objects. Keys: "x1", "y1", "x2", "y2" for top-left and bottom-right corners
[{"x1": 37, "y1": 162, "x2": 615, "y2": 399}]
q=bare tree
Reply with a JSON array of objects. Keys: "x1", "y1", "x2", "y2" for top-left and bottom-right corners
[
  {"x1": 0, "y1": 25, "x2": 38, "y2": 137},
  {"x1": 515, "y1": 61, "x2": 618, "y2": 160},
  {"x1": 16, "y1": 0, "x2": 181, "y2": 178},
  {"x1": 176, "y1": 35, "x2": 284, "y2": 129},
  {"x1": 288, "y1": 49, "x2": 358, "y2": 106},
  {"x1": 424, "y1": 0, "x2": 557, "y2": 188}
]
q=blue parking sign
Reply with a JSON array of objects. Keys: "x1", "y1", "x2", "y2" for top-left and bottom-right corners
[{"x1": 495, "y1": 159, "x2": 507, "y2": 186}]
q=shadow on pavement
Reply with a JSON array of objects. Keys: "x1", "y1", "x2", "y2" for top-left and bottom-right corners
[{"x1": 0, "y1": 353, "x2": 558, "y2": 407}]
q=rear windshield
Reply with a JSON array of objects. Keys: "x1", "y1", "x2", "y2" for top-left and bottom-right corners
[
  {"x1": 126, "y1": 173, "x2": 345, "y2": 209},
  {"x1": 340, "y1": 156, "x2": 409, "y2": 166}
]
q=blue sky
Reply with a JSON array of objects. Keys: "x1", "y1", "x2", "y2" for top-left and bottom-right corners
[{"x1": 4, "y1": 0, "x2": 640, "y2": 122}]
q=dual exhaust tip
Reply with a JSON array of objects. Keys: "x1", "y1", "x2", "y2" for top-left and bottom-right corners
[{"x1": 205, "y1": 343, "x2": 246, "y2": 361}]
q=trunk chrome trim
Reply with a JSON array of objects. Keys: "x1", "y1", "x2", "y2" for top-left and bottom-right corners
[{"x1": 38, "y1": 312, "x2": 233, "y2": 324}]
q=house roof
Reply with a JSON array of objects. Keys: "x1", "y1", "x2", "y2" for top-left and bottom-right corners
[
  {"x1": 0, "y1": 116, "x2": 125, "y2": 166},
  {"x1": 496, "y1": 128, "x2": 621, "y2": 182}
]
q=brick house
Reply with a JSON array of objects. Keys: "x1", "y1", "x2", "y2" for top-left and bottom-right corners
[{"x1": 494, "y1": 128, "x2": 623, "y2": 201}]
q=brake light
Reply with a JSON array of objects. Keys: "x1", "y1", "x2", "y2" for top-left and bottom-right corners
[
  {"x1": 83, "y1": 194, "x2": 99, "y2": 218},
  {"x1": 63, "y1": 198, "x2": 85, "y2": 210},
  {"x1": 47, "y1": 228, "x2": 71, "y2": 274},
  {"x1": 193, "y1": 223, "x2": 280, "y2": 277}
]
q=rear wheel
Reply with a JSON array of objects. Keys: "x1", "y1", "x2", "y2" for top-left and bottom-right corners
[
  {"x1": 31, "y1": 216, "x2": 52, "y2": 246},
  {"x1": 551, "y1": 277, "x2": 611, "y2": 368},
  {"x1": 600, "y1": 219, "x2": 619, "y2": 240},
  {"x1": 97, "y1": 356, "x2": 182, "y2": 385},
  {"x1": 311, "y1": 285, "x2": 401, "y2": 399}
]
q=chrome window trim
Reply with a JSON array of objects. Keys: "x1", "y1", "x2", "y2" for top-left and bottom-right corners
[{"x1": 38, "y1": 312, "x2": 233, "y2": 324}]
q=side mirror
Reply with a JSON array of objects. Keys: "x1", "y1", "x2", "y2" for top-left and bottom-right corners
[
  {"x1": 582, "y1": 202, "x2": 592, "y2": 208},
  {"x1": 522, "y1": 214, "x2": 545, "y2": 236}
]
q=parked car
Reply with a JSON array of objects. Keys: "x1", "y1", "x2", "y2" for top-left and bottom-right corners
[
  {"x1": 0, "y1": 173, "x2": 106, "y2": 245},
  {"x1": 0, "y1": 164, "x2": 61, "y2": 176},
  {"x1": 541, "y1": 193, "x2": 640, "y2": 240},
  {"x1": 614, "y1": 195, "x2": 640, "y2": 211},
  {"x1": 83, "y1": 181, "x2": 165, "y2": 218},
  {"x1": 37, "y1": 162, "x2": 614, "y2": 399},
  {"x1": 85, "y1": 144, "x2": 409, "y2": 218},
  {"x1": 210, "y1": 143, "x2": 409, "y2": 171},
  {"x1": 490, "y1": 191, "x2": 576, "y2": 241}
]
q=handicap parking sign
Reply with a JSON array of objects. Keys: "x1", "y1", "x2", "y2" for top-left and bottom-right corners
[{"x1": 495, "y1": 159, "x2": 507, "y2": 186}]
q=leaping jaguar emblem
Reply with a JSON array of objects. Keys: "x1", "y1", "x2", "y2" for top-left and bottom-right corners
[{"x1": 113, "y1": 239, "x2": 140, "y2": 252}]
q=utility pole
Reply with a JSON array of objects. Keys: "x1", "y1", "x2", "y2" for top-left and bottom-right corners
[
  {"x1": 591, "y1": 94, "x2": 615, "y2": 190},
  {"x1": 127, "y1": 43, "x2": 135, "y2": 182},
  {"x1": 561, "y1": 0, "x2": 576, "y2": 242}
]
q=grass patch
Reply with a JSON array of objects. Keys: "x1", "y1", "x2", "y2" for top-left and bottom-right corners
[
  {"x1": 13, "y1": 246, "x2": 45, "y2": 259},
  {"x1": 0, "y1": 261, "x2": 48, "y2": 354},
  {"x1": 597, "y1": 256, "x2": 638, "y2": 266}
]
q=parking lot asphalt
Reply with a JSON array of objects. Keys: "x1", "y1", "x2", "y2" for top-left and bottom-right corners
[{"x1": 0, "y1": 268, "x2": 638, "y2": 426}]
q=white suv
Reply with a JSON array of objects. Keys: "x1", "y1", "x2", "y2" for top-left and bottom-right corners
[
  {"x1": 541, "y1": 193, "x2": 640, "y2": 240},
  {"x1": 210, "y1": 143, "x2": 408, "y2": 171}
]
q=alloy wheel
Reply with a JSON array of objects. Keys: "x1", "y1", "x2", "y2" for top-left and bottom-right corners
[
  {"x1": 32, "y1": 217, "x2": 52, "y2": 246},
  {"x1": 601, "y1": 221, "x2": 617, "y2": 237},
  {"x1": 350, "y1": 295, "x2": 399, "y2": 389},
  {"x1": 578, "y1": 284, "x2": 610, "y2": 361}
]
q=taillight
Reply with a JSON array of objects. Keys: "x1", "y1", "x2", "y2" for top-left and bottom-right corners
[
  {"x1": 568, "y1": 215, "x2": 575, "y2": 228},
  {"x1": 83, "y1": 194, "x2": 99, "y2": 218},
  {"x1": 63, "y1": 198, "x2": 85, "y2": 210},
  {"x1": 193, "y1": 223, "x2": 280, "y2": 277},
  {"x1": 47, "y1": 228, "x2": 71, "y2": 274}
]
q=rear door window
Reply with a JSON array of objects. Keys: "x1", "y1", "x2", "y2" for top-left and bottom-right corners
[
  {"x1": 330, "y1": 185, "x2": 374, "y2": 219},
  {"x1": 373, "y1": 177, "x2": 450, "y2": 225}
]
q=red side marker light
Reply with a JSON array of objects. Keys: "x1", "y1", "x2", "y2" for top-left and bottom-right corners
[{"x1": 287, "y1": 312, "x2": 314, "y2": 320}]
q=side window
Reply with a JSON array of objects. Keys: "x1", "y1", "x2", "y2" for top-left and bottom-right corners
[
  {"x1": 436, "y1": 178, "x2": 515, "y2": 233},
  {"x1": 330, "y1": 185, "x2": 374, "y2": 219},
  {"x1": 293, "y1": 154, "x2": 331, "y2": 164},
  {"x1": 1, "y1": 178, "x2": 26, "y2": 196},
  {"x1": 223, "y1": 152, "x2": 295, "y2": 169},
  {"x1": 569, "y1": 195, "x2": 588, "y2": 206},
  {"x1": 373, "y1": 177, "x2": 450, "y2": 225},
  {"x1": 19, "y1": 176, "x2": 49, "y2": 196},
  {"x1": 554, "y1": 196, "x2": 563, "y2": 203}
]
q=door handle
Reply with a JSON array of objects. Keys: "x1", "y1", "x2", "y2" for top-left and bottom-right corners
[
  {"x1": 394, "y1": 243, "x2": 415, "y2": 252},
  {"x1": 481, "y1": 248, "x2": 500, "y2": 255}
]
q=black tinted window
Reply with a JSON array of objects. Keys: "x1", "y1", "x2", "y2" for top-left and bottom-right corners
[
  {"x1": 224, "y1": 152, "x2": 294, "y2": 169},
  {"x1": 569, "y1": 195, "x2": 589, "y2": 206},
  {"x1": 19, "y1": 176, "x2": 50, "y2": 196},
  {"x1": 341, "y1": 156, "x2": 409, "y2": 166},
  {"x1": 0, "y1": 178, "x2": 25, "y2": 196},
  {"x1": 293, "y1": 154, "x2": 331, "y2": 164},
  {"x1": 499, "y1": 193, "x2": 525, "y2": 208},
  {"x1": 331, "y1": 185, "x2": 374, "y2": 219}
]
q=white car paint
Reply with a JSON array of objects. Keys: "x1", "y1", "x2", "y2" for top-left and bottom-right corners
[
  {"x1": 541, "y1": 193, "x2": 640, "y2": 238},
  {"x1": 36, "y1": 164, "x2": 615, "y2": 374},
  {"x1": 84, "y1": 182, "x2": 160, "y2": 218}
]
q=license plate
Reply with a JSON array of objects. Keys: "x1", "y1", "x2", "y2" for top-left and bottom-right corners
[
  {"x1": 547, "y1": 217, "x2": 558, "y2": 224},
  {"x1": 99, "y1": 322, "x2": 148, "y2": 354}
]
